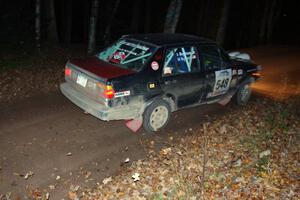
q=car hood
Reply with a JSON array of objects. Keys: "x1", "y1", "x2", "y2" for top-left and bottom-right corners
[
  {"x1": 69, "y1": 56, "x2": 135, "y2": 80},
  {"x1": 231, "y1": 57, "x2": 257, "y2": 66}
]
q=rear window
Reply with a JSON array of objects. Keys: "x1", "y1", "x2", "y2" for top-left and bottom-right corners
[{"x1": 98, "y1": 39, "x2": 157, "y2": 71}]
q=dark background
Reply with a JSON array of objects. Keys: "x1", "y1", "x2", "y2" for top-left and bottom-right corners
[{"x1": 0, "y1": 0, "x2": 299, "y2": 50}]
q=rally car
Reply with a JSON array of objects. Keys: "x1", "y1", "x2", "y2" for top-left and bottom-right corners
[{"x1": 60, "y1": 33, "x2": 261, "y2": 132}]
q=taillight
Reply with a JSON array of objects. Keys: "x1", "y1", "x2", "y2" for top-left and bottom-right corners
[
  {"x1": 97, "y1": 83, "x2": 115, "y2": 99},
  {"x1": 65, "y1": 67, "x2": 71, "y2": 77},
  {"x1": 104, "y1": 85, "x2": 115, "y2": 99},
  {"x1": 104, "y1": 88, "x2": 115, "y2": 99}
]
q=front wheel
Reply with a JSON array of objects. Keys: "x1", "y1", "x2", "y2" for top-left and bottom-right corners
[
  {"x1": 143, "y1": 99, "x2": 171, "y2": 132},
  {"x1": 235, "y1": 82, "x2": 252, "y2": 105}
]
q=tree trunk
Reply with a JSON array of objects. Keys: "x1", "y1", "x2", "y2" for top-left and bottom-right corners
[
  {"x1": 46, "y1": 0, "x2": 58, "y2": 43},
  {"x1": 130, "y1": 0, "x2": 141, "y2": 33},
  {"x1": 144, "y1": 0, "x2": 151, "y2": 33},
  {"x1": 216, "y1": 0, "x2": 231, "y2": 46},
  {"x1": 196, "y1": 0, "x2": 208, "y2": 35},
  {"x1": 163, "y1": 0, "x2": 183, "y2": 33},
  {"x1": 83, "y1": 1, "x2": 90, "y2": 42},
  {"x1": 63, "y1": 0, "x2": 72, "y2": 43},
  {"x1": 266, "y1": 0, "x2": 280, "y2": 43},
  {"x1": 259, "y1": 1, "x2": 270, "y2": 43},
  {"x1": 88, "y1": 0, "x2": 99, "y2": 54},
  {"x1": 35, "y1": 0, "x2": 41, "y2": 51},
  {"x1": 249, "y1": 2, "x2": 260, "y2": 46},
  {"x1": 200, "y1": 0, "x2": 211, "y2": 37},
  {"x1": 103, "y1": 0, "x2": 120, "y2": 46}
]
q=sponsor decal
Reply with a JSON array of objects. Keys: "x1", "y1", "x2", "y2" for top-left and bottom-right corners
[
  {"x1": 163, "y1": 66, "x2": 172, "y2": 75},
  {"x1": 208, "y1": 69, "x2": 232, "y2": 97},
  {"x1": 238, "y1": 69, "x2": 243, "y2": 75},
  {"x1": 115, "y1": 90, "x2": 131, "y2": 98},
  {"x1": 113, "y1": 51, "x2": 126, "y2": 61},
  {"x1": 232, "y1": 69, "x2": 237, "y2": 75},
  {"x1": 123, "y1": 42, "x2": 149, "y2": 51},
  {"x1": 149, "y1": 83, "x2": 156, "y2": 89},
  {"x1": 151, "y1": 61, "x2": 159, "y2": 71}
]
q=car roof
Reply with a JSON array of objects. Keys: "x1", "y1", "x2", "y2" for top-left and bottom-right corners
[{"x1": 122, "y1": 33, "x2": 216, "y2": 46}]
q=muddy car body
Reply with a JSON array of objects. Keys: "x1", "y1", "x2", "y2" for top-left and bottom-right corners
[{"x1": 60, "y1": 33, "x2": 261, "y2": 132}]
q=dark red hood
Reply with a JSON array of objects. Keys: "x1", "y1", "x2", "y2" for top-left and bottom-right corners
[{"x1": 69, "y1": 56, "x2": 135, "y2": 79}]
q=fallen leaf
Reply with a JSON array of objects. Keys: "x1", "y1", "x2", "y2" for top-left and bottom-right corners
[
  {"x1": 85, "y1": 171, "x2": 91, "y2": 179},
  {"x1": 68, "y1": 191, "x2": 78, "y2": 200},
  {"x1": 66, "y1": 152, "x2": 72, "y2": 156},
  {"x1": 234, "y1": 159, "x2": 242, "y2": 167},
  {"x1": 33, "y1": 189, "x2": 42, "y2": 198},
  {"x1": 49, "y1": 185, "x2": 55, "y2": 190},
  {"x1": 102, "y1": 177, "x2": 112, "y2": 185},
  {"x1": 70, "y1": 185, "x2": 80, "y2": 192},
  {"x1": 132, "y1": 173, "x2": 140, "y2": 182},
  {"x1": 160, "y1": 147, "x2": 171, "y2": 155},
  {"x1": 44, "y1": 192, "x2": 50, "y2": 200},
  {"x1": 220, "y1": 124, "x2": 227, "y2": 134},
  {"x1": 24, "y1": 171, "x2": 34, "y2": 180},
  {"x1": 259, "y1": 150, "x2": 271, "y2": 158}
]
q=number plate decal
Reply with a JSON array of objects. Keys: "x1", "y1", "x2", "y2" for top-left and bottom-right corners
[
  {"x1": 76, "y1": 74, "x2": 88, "y2": 87},
  {"x1": 115, "y1": 90, "x2": 131, "y2": 98},
  {"x1": 210, "y1": 69, "x2": 232, "y2": 97}
]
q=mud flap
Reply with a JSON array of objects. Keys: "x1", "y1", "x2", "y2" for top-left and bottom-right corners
[
  {"x1": 218, "y1": 96, "x2": 231, "y2": 106},
  {"x1": 218, "y1": 91, "x2": 235, "y2": 106},
  {"x1": 125, "y1": 117, "x2": 143, "y2": 132}
]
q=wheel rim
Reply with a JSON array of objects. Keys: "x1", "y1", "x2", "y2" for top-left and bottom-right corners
[
  {"x1": 240, "y1": 84, "x2": 251, "y2": 102},
  {"x1": 149, "y1": 105, "x2": 169, "y2": 130}
]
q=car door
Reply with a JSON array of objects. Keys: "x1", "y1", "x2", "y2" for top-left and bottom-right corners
[
  {"x1": 198, "y1": 45, "x2": 233, "y2": 100},
  {"x1": 160, "y1": 45, "x2": 206, "y2": 108}
]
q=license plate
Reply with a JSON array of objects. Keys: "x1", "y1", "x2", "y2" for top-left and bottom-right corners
[{"x1": 76, "y1": 74, "x2": 88, "y2": 87}]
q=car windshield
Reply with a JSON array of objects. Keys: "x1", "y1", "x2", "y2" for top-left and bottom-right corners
[{"x1": 97, "y1": 39, "x2": 157, "y2": 71}]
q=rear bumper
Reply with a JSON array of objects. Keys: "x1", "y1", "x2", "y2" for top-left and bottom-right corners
[{"x1": 60, "y1": 82, "x2": 140, "y2": 121}]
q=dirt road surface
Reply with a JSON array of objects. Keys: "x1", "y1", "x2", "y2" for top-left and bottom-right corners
[
  {"x1": 246, "y1": 46, "x2": 300, "y2": 99},
  {"x1": 0, "y1": 91, "x2": 227, "y2": 199},
  {"x1": 0, "y1": 46, "x2": 299, "y2": 199}
]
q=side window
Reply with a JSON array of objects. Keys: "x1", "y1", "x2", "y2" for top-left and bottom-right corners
[
  {"x1": 220, "y1": 48, "x2": 230, "y2": 62},
  {"x1": 199, "y1": 45, "x2": 222, "y2": 71},
  {"x1": 163, "y1": 46, "x2": 199, "y2": 76},
  {"x1": 219, "y1": 48, "x2": 232, "y2": 68}
]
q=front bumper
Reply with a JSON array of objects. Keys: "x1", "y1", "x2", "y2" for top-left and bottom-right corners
[{"x1": 60, "y1": 83, "x2": 140, "y2": 121}]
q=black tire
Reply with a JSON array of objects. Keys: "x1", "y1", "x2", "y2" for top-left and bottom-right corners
[
  {"x1": 143, "y1": 99, "x2": 171, "y2": 132},
  {"x1": 235, "y1": 82, "x2": 252, "y2": 105}
]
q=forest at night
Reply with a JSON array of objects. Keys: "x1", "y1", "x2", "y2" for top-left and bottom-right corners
[{"x1": 1, "y1": 0, "x2": 299, "y2": 51}]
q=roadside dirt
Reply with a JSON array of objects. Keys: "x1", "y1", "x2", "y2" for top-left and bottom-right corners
[
  {"x1": 0, "y1": 91, "x2": 229, "y2": 199},
  {"x1": 83, "y1": 98, "x2": 299, "y2": 199},
  {"x1": 0, "y1": 45, "x2": 84, "y2": 104},
  {"x1": 244, "y1": 46, "x2": 300, "y2": 99}
]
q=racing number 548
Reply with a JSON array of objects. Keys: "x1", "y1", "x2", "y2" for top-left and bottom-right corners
[{"x1": 215, "y1": 78, "x2": 230, "y2": 90}]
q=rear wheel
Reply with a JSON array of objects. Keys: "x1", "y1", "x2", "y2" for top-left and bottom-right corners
[
  {"x1": 235, "y1": 82, "x2": 252, "y2": 105},
  {"x1": 143, "y1": 99, "x2": 171, "y2": 132}
]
